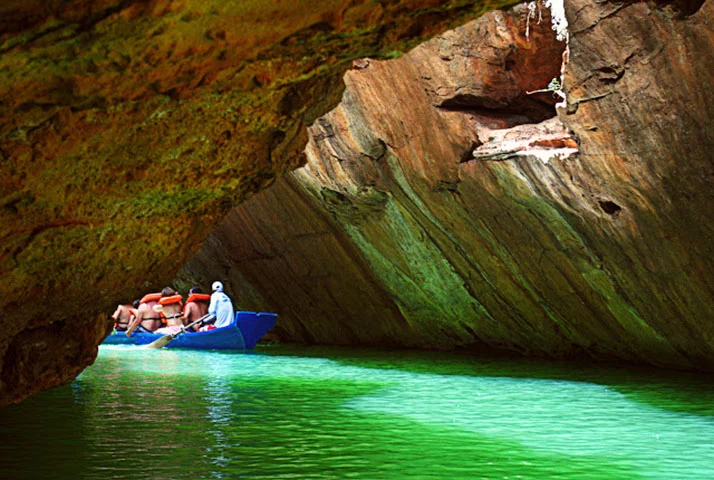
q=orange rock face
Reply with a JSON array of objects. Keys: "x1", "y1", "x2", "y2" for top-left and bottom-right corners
[
  {"x1": 183, "y1": 5, "x2": 571, "y2": 349},
  {"x1": 183, "y1": 0, "x2": 714, "y2": 370},
  {"x1": 0, "y1": 0, "x2": 518, "y2": 405}
]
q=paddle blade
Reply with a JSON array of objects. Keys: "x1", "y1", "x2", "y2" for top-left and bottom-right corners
[{"x1": 144, "y1": 334, "x2": 174, "y2": 349}]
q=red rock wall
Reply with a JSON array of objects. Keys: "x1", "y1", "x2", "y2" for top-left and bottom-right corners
[{"x1": 182, "y1": 0, "x2": 714, "y2": 370}]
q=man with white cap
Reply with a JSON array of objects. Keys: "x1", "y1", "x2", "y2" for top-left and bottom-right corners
[{"x1": 207, "y1": 281, "x2": 235, "y2": 329}]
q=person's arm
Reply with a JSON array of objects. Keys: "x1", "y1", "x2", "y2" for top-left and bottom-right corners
[
  {"x1": 111, "y1": 305, "x2": 122, "y2": 321},
  {"x1": 202, "y1": 295, "x2": 219, "y2": 326},
  {"x1": 208, "y1": 294, "x2": 217, "y2": 316},
  {"x1": 126, "y1": 308, "x2": 144, "y2": 337},
  {"x1": 182, "y1": 303, "x2": 197, "y2": 326}
]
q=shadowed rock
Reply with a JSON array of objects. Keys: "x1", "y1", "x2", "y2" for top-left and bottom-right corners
[{"x1": 0, "y1": 0, "x2": 520, "y2": 406}]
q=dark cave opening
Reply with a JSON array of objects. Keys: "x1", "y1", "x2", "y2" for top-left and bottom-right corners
[{"x1": 598, "y1": 200, "x2": 623, "y2": 216}]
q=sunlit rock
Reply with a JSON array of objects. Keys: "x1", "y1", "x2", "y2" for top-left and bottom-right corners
[{"x1": 183, "y1": 0, "x2": 714, "y2": 372}]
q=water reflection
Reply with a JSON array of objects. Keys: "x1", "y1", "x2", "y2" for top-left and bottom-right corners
[
  {"x1": 204, "y1": 358, "x2": 238, "y2": 473},
  {"x1": 0, "y1": 382, "x2": 92, "y2": 479},
  {"x1": 346, "y1": 374, "x2": 714, "y2": 478},
  {"x1": 0, "y1": 345, "x2": 712, "y2": 480}
]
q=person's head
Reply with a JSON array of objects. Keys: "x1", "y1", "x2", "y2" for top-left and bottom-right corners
[
  {"x1": 161, "y1": 286, "x2": 177, "y2": 297},
  {"x1": 212, "y1": 281, "x2": 223, "y2": 292},
  {"x1": 133, "y1": 299, "x2": 140, "y2": 309},
  {"x1": 189, "y1": 286, "x2": 203, "y2": 295}
]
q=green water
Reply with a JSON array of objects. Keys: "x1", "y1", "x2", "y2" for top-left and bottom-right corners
[{"x1": 1, "y1": 345, "x2": 713, "y2": 479}]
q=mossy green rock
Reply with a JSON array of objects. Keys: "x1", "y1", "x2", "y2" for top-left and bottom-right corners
[{"x1": 0, "y1": 0, "x2": 518, "y2": 405}]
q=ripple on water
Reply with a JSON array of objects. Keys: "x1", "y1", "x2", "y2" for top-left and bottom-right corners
[{"x1": 0, "y1": 345, "x2": 712, "y2": 479}]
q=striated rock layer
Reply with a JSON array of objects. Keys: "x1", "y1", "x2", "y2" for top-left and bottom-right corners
[
  {"x1": 0, "y1": 0, "x2": 519, "y2": 405},
  {"x1": 182, "y1": 0, "x2": 714, "y2": 371}
]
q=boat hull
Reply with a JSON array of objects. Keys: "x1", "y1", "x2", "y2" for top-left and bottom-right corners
[{"x1": 103, "y1": 311, "x2": 277, "y2": 350}]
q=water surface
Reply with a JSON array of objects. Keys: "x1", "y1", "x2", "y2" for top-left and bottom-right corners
[{"x1": 1, "y1": 345, "x2": 713, "y2": 479}]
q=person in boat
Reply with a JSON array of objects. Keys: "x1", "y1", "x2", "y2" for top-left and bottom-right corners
[
  {"x1": 111, "y1": 300, "x2": 138, "y2": 332},
  {"x1": 182, "y1": 286, "x2": 210, "y2": 332},
  {"x1": 154, "y1": 286, "x2": 184, "y2": 335},
  {"x1": 201, "y1": 281, "x2": 235, "y2": 331},
  {"x1": 126, "y1": 293, "x2": 163, "y2": 336}
]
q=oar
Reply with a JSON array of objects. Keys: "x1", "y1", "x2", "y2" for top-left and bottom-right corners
[{"x1": 144, "y1": 305, "x2": 212, "y2": 349}]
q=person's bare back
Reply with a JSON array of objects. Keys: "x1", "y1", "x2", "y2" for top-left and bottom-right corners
[
  {"x1": 157, "y1": 287, "x2": 184, "y2": 327},
  {"x1": 162, "y1": 302, "x2": 183, "y2": 327},
  {"x1": 111, "y1": 304, "x2": 136, "y2": 331},
  {"x1": 126, "y1": 298, "x2": 163, "y2": 336},
  {"x1": 182, "y1": 288, "x2": 210, "y2": 331},
  {"x1": 183, "y1": 301, "x2": 208, "y2": 325}
]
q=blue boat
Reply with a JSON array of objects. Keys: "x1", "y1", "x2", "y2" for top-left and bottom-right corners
[{"x1": 103, "y1": 311, "x2": 278, "y2": 350}]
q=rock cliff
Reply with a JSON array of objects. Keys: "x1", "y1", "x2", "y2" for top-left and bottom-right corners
[
  {"x1": 1, "y1": 0, "x2": 712, "y2": 405},
  {"x1": 0, "y1": 0, "x2": 518, "y2": 405},
  {"x1": 182, "y1": 0, "x2": 714, "y2": 370}
]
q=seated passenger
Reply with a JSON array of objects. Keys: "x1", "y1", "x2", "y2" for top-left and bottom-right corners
[
  {"x1": 202, "y1": 281, "x2": 234, "y2": 331},
  {"x1": 111, "y1": 300, "x2": 138, "y2": 332},
  {"x1": 182, "y1": 286, "x2": 210, "y2": 331},
  {"x1": 155, "y1": 286, "x2": 184, "y2": 335},
  {"x1": 126, "y1": 293, "x2": 163, "y2": 336}
]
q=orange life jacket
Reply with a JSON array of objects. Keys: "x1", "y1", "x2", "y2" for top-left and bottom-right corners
[
  {"x1": 159, "y1": 295, "x2": 184, "y2": 324},
  {"x1": 140, "y1": 293, "x2": 162, "y2": 304},
  {"x1": 185, "y1": 293, "x2": 210, "y2": 305},
  {"x1": 159, "y1": 294, "x2": 183, "y2": 306}
]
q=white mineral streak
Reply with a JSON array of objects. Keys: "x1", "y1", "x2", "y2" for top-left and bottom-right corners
[
  {"x1": 545, "y1": 0, "x2": 568, "y2": 41},
  {"x1": 548, "y1": 0, "x2": 569, "y2": 110},
  {"x1": 471, "y1": 117, "x2": 578, "y2": 165},
  {"x1": 522, "y1": 146, "x2": 579, "y2": 164}
]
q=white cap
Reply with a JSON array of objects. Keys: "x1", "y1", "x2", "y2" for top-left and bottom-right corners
[{"x1": 212, "y1": 281, "x2": 223, "y2": 292}]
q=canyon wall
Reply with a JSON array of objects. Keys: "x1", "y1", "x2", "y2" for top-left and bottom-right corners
[
  {"x1": 182, "y1": 0, "x2": 714, "y2": 370},
  {"x1": 1, "y1": 0, "x2": 711, "y2": 405},
  {"x1": 0, "y1": 0, "x2": 517, "y2": 405}
]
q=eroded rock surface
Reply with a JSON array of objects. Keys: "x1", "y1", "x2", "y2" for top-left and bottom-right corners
[
  {"x1": 183, "y1": 0, "x2": 714, "y2": 370},
  {"x1": 0, "y1": 0, "x2": 518, "y2": 405}
]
